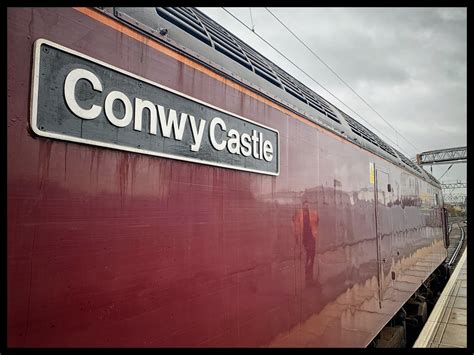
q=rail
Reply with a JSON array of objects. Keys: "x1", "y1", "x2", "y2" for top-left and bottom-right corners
[{"x1": 447, "y1": 223, "x2": 465, "y2": 267}]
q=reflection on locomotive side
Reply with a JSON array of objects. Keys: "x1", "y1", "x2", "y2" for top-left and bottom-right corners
[
  {"x1": 293, "y1": 200, "x2": 320, "y2": 287},
  {"x1": 261, "y1": 176, "x2": 445, "y2": 346},
  {"x1": 269, "y1": 238, "x2": 445, "y2": 347}
]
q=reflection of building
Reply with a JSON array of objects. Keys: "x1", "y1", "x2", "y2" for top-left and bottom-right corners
[
  {"x1": 443, "y1": 193, "x2": 467, "y2": 206},
  {"x1": 357, "y1": 187, "x2": 375, "y2": 203},
  {"x1": 258, "y1": 190, "x2": 304, "y2": 205},
  {"x1": 259, "y1": 185, "x2": 379, "y2": 207},
  {"x1": 303, "y1": 185, "x2": 353, "y2": 206}
]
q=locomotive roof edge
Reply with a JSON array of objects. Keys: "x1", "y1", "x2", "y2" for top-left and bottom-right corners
[{"x1": 94, "y1": 7, "x2": 441, "y2": 190}]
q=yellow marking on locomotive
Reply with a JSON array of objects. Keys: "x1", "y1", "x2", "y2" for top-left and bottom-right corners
[{"x1": 369, "y1": 162, "x2": 375, "y2": 184}]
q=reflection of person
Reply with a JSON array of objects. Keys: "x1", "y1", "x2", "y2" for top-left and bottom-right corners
[{"x1": 294, "y1": 200, "x2": 319, "y2": 285}]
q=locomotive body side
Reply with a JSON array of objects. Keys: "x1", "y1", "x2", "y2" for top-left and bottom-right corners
[{"x1": 7, "y1": 7, "x2": 446, "y2": 347}]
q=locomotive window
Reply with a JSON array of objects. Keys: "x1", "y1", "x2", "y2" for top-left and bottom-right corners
[
  {"x1": 434, "y1": 193, "x2": 439, "y2": 207},
  {"x1": 284, "y1": 85, "x2": 307, "y2": 104},
  {"x1": 308, "y1": 102, "x2": 327, "y2": 116},
  {"x1": 341, "y1": 110, "x2": 397, "y2": 158},
  {"x1": 394, "y1": 148, "x2": 422, "y2": 174},
  {"x1": 214, "y1": 43, "x2": 252, "y2": 70},
  {"x1": 156, "y1": 8, "x2": 211, "y2": 46},
  {"x1": 202, "y1": 7, "x2": 343, "y2": 124},
  {"x1": 254, "y1": 67, "x2": 282, "y2": 88},
  {"x1": 425, "y1": 171, "x2": 440, "y2": 185},
  {"x1": 157, "y1": 8, "x2": 346, "y2": 128}
]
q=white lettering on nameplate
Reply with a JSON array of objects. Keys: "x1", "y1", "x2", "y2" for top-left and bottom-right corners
[{"x1": 31, "y1": 39, "x2": 279, "y2": 176}]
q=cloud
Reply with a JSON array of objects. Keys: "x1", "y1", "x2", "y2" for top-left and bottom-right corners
[{"x1": 198, "y1": 7, "x2": 466, "y2": 182}]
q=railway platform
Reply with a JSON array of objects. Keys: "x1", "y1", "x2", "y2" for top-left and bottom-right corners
[{"x1": 413, "y1": 248, "x2": 467, "y2": 348}]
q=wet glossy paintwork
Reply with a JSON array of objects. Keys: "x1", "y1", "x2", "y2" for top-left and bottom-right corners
[{"x1": 7, "y1": 8, "x2": 446, "y2": 347}]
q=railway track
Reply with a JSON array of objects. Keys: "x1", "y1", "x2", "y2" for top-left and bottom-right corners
[{"x1": 446, "y1": 219, "x2": 466, "y2": 272}]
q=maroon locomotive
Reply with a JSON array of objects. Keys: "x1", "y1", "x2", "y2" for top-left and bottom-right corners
[{"x1": 7, "y1": 7, "x2": 449, "y2": 347}]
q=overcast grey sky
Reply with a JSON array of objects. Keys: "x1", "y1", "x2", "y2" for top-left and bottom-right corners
[{"x1": 199, "y1": 7, "x2": 466, "y2": 200}]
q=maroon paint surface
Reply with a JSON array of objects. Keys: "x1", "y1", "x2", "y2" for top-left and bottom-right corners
[{"x1": 8, "y1": 8, "x2": 446, "y2": 347}]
